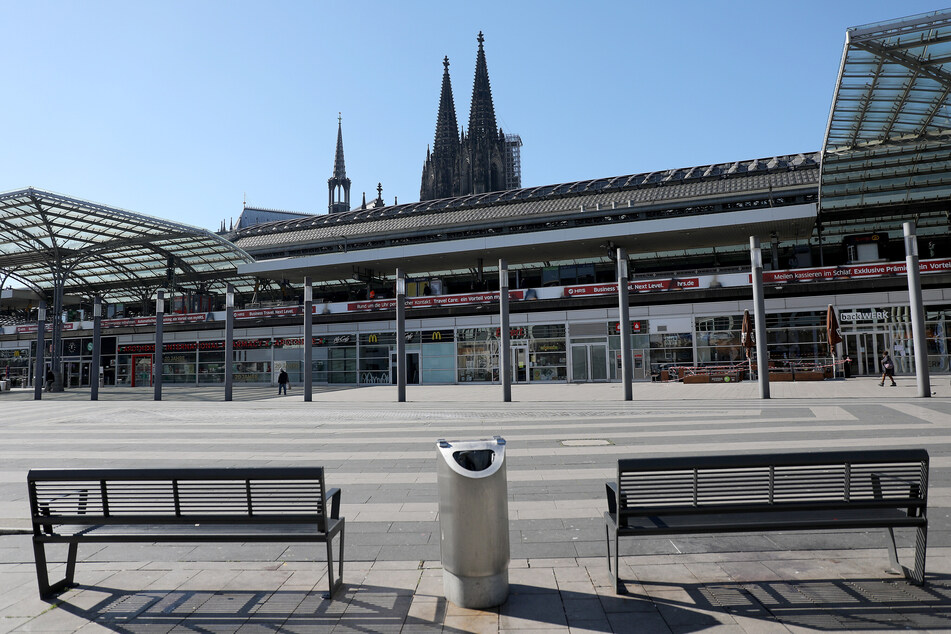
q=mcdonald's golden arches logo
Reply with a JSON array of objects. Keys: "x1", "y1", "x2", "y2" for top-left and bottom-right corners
[
  {"x1": 431, "y1": 331, "x2": 442, "y2": 341},
  {"x1": 368, "y1": 334, "x2": 378, "y2": 343}
]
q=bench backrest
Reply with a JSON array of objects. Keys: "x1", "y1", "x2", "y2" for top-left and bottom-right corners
[
  {"x1": 616, "y1": 449, "x2": 928, "y2": 516},
  {"x1": 28, "y1": 467, "x2": 330, "y2": 530}
]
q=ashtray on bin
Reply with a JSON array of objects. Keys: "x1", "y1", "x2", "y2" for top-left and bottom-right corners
[{"x1": 436, "y1": 436, "x2": 509, "y2": 608}]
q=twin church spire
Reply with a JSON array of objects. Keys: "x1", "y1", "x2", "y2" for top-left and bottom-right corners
[
  {"x1": 329, "y1": 33, "x2": 517, "y2": 212},
  {"x1": 420, "y1": 32, "x2": 512, "y2": 201}
]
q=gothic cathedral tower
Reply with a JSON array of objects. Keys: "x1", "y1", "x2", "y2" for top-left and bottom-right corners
[
  {"x1": 328, "y1": 114, "x2": 351, "y2": 214},
  {"x1": 420, "y1": 33, "x2": 510, "y2": 201}
]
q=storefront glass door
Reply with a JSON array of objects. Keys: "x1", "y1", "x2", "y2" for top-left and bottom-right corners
[
  {"x1": 844, "y1": 332, "x2": 890, "y2": 375},
  {"x1": 511, "y1": 347, "x2": 529, "y2": 383},
  {"x1": 571, "y1": 344, "x2": 608, "y2": 381},
  {"x1": 132, "y1": 355, "x2": 152, "y2": 387}
]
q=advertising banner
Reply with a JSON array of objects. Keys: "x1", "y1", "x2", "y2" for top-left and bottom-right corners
[
  {"x1": 102, "y1": 312, "x2": 209, "y2": 328},
  {"x1": 16, "y1": 322, "x2": 76, "y2": 334},
  {"x1": 759, "y1": 258, "x2": 951, "y2": 284},
  {"x1": 347, "y1": 290, "x2": 525, "y2": 312}
]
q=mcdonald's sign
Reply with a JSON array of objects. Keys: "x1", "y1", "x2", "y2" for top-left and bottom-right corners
[
  {"x1": 368, "y1": 334, "x2": 378, "y2": 343},
  {"x1": 427, "y1": 330, "x2": 454, "y2": 342},
  {"x1": 431, "y1": 331, "x2": 442, "y2": 341}
]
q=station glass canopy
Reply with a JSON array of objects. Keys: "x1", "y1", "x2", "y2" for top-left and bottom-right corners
[
  {"x1": 820, "y1": 9, "x2": 951, "y2": 216},
  {"x1": 0, "y1": 188, "x2": 255, "y2": 304}
]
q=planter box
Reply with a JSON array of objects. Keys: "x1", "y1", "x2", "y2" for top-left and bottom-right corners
[
  {"x1": 769, "y1": 372, "x2": 794, "y2": 382},
  {"x1": 683, "y1": 374, "x2": 710, "y2": 384}
]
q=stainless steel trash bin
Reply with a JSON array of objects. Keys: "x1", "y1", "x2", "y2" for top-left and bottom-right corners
[{"x1": 436, "y1": 436, "x2": 509, "y2": 608}]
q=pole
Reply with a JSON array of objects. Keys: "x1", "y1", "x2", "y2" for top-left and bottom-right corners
[
  {"x1": 154, "y1": 290, "x2": 164, "y2": 401},
  {"x1": 396, "y1": 269, "x2": 406, "y2": 403},
  {"x1": 91, "y1": 296, "x2": 101, "y2": 401},
  {"x1": 33, "y1": 301, "x2": 46, "y2": 400},
  {"x1": 750, "y1": 237, "x2": 770, "y2": 399},
  {"x1": 51, "y1": 279, "x2": 64, "y2": 391},
  {"x1": 617, "y1": 248, "x2": 633, "y2": 401},
  {"x1": 499, "y1": 259, "x2": 511, "y2": 402},
  {"x1": 904, "y1": 222, "x2": 931, "y2": 397},
  {"x1": 303, "y1": 277, "x2": 313, "y2": 402},
  {"x1": 225, "y1": 284, "x2": 234, "y2": 401}
]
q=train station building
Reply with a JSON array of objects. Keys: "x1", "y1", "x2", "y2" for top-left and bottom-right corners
[{"x1": 2, "y1": 9, "x2": 950, "y2": 390}]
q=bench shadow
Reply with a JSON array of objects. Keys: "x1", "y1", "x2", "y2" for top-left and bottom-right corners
[
  {"x1": 623, "y1": 573, "x2": 951, "y2": 631},
  {"x1": 53, "y1": 583, "x2": 455, "y2": 633}
]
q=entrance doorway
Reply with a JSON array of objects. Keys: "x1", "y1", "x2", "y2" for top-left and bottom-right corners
[
  {"x1": 571, "y1": 343, "x2": 608, "y2": 382},
  {"x1": 132, "y1": 355, "x2": 152, "y2": 387},
  {"x1": 391, "y1": 351, "x2": 421, "y2": 384},
  {"x1": 632, "y1": 349, "x2": 648, "y2": 381},
  {"x1": 511, "y1": 346, "x2": 529, "y2": 383},
  {"x1": 844, "y1": 332, "x2": 890, "y2": 376}
]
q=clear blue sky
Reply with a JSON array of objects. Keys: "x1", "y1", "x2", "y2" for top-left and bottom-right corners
[{"x1": 2, "y1": 1, "x2": 947, "y2": 231}]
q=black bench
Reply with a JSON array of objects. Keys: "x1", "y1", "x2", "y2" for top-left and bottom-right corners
[
  {"x1": 28, "y1": 467, "x2": 344, "y2": 599},
  {"x1": 604, "y1": 449, "x2": 928, "y2": 592}
]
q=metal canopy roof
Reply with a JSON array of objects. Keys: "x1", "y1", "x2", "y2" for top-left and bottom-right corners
[
  {"x1": 820, "y1": 9, "x2": 951, "y2": 215},
  {"x1": 0, "y1": 188, "x2": 255, "y2": 303}
]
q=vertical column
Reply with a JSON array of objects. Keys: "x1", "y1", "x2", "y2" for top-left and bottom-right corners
[
  {"x1": 617, "y1": 248, "x2": 633, "y2": 401},
  {"x1": 904, "y1": 222, "x2": 931, "y2": 397},
  {"x1": 51, "y1": 279, "x2": 64, "y2": 391},
  {"x1": 225, "y1": 284, "x2": 234, "y2": 401},
  {"x1": 91, "y1": 296, "x2": 101, "y2": 401},
  {"x1": 499, "y1": 259, "x2": 511, "y2": 402},
  {"x1": 750, "y1": 237, "x2": 770, "y2": 399},
  {"x1": 33, "y1": 301, "x2": 46, "y2": 401},
  {"x1": 154, "y1": 290, "x2": 164, "y2": 401},
  {"x1": 304, "y1": 277, "x2": 313, "y2": 402},
  {"x1": 396, "y1": 269, "x2": 406, "y2": 403}
]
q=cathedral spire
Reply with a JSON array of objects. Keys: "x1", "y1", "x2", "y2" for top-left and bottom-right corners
[
  {"x1": 328, "y1": 113, "x2": 351, "y2": 214},
  {"x1": 468, "y1": 31, "x2": 498, "y2": 144},
  {"x1": 434, "y1": 56, "x2": 460, "y2": 155}
]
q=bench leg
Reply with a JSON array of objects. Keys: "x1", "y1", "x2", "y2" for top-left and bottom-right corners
[
  {"x1": 911, "y1": 525, "x2": 927, "y2": 585},
  {"x1": 884, "y1": 527, "x2": 902, "y2": 575},
  {"x1": 322, "y1": 520, "x2": 345, "y2": 600},
  {"x1": 33, "y1": 540, "x2": 78, "y2": 599}
]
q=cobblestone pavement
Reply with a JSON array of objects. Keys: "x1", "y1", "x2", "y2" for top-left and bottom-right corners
[{"x1": 1, "y1": 380, "x2": 951, "y2": 632}]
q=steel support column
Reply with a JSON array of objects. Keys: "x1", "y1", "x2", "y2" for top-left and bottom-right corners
[
  {"x1": 91, "y1": 296, "x2": 101, "y2": 401},
  {"x1": 396, "y1": 270, "x2": 406, "y2": 403},
  {"x1": 225, "y1": 284, "x2": 234, "y2": 402},
  {"x1": 499, "y1": 259, "x2": 511, "y2": 402},
  {"x1": 904, "y1": 222, "x2": 931, "y2": 397},
  {"x1": 154, "y1": 290, "x2": 164, "y2": 401},
  {"x1": 750, "y1": 237, "x2": 770, "y2": 399},
  {"x1": 33, "y1": 301, "x2": 46, "y2": 401},
  {"x1": 304, "y1": 277, "x2": 313, "y2": 402},
  {"x1": 617, "y1": 248, "x2": 633, "y2": 401}
]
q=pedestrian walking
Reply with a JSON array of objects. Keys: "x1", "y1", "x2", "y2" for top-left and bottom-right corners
[
  {"x1": 277, "y1": 368, "x2": 289, "y2": 395},
  {"x1": 45, "y1": 368, "x2": 54, "y2": 392},
  {"x1": 879, "y1": 351, "x2": 897, "y2": 387}
]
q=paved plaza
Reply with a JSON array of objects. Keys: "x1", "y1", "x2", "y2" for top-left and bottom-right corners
[{"x1": 1, "y1": 378, "x2": 951, "y2": 632}]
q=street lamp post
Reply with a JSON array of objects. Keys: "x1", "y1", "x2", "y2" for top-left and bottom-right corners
[
  {"x1": 396, "y1": 270, "x2": 406, "y2": 403},
  {"x1": 499, "y1": 259, "x2": 511, "y2": 403}
]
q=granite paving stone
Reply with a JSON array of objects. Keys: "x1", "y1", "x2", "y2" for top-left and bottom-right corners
[{"x1": 2, "y1": 384, "x2": 951, "y2": 631}]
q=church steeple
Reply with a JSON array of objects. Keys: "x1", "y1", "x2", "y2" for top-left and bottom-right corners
[
  {"x1": 468, "y1": 32, "x2": 498, "y2": 145},
  {"x1": 328, "y1": 113, "x2": 351, "y2": 214},
  {"x1": 419, "y1": 32, "x2": 513, "y2": 201}
]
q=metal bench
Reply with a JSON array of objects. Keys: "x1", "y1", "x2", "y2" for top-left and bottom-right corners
[
  {"x1": 28, "y1": 467, "x2": 344, "y2": 599},
  {"x1": 604, "y1": 449, "x2": 928, "y2": 592}
]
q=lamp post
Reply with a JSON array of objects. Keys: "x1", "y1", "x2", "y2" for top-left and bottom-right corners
[
  {"x1": 904, "y1": 222, "x2": 931, "y2": 397},
  {"x1": 396, "y1": 270, "x2": 406, "y2": 403},
  {"x1": 617, "y1": 248, "x2": 633, "y2": 401},
  {"x1": 225, "y1": 284, "x2": 234, "y2": 401},
  {"x1": 154, "y1": 290, "x2": 164, "y2": 401},
  {"x1": 91, "y1": 296, "x2": 101, "y2": 401},
  {"x1": 303, "y1": 277, "x2": 313, "y2": 402},
  {"x1": 750, "y1": 237, "x2": 770, "y2": 399},
  {"x1": 33, "y1": 301, "x2": 46, "y2": 400},
  {"x1": 499, "y1": 259, "x2": 511, "y2": 402}
]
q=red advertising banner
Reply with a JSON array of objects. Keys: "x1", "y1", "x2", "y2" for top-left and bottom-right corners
[
  {"x1": 16, "y1": 322, "x2": 76, "y2": 334},
  {"x1": 759, "y1": 258, "x2": 951, "y2": 284},
  {"x1": 347, "y1": 290, "x2": 525, "y2": 312},
  {"x1": 565, "y1": 278, "x2": 700, "y2": 297},
  {"x1": 233, "y1": 306, "x2": 302, "y2": 320},
  {"x1": 102, "y1": 312, "x2": 209, "y2": 328}
]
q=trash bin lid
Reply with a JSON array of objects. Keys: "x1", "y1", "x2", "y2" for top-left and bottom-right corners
[{"x1": 437, "y1": 436, "x2": 506, "y2": 478}]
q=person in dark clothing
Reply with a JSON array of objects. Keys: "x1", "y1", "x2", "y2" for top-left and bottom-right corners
[
  {"x1": 277, "y1": 369, "x2": 289, "y2": 395},
  {"x1": 45, "y1": 369, "x2": 54, "y2": 392},
  {"x1": 880, "y1": 351, "x2": 897, "y2": 387}
]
